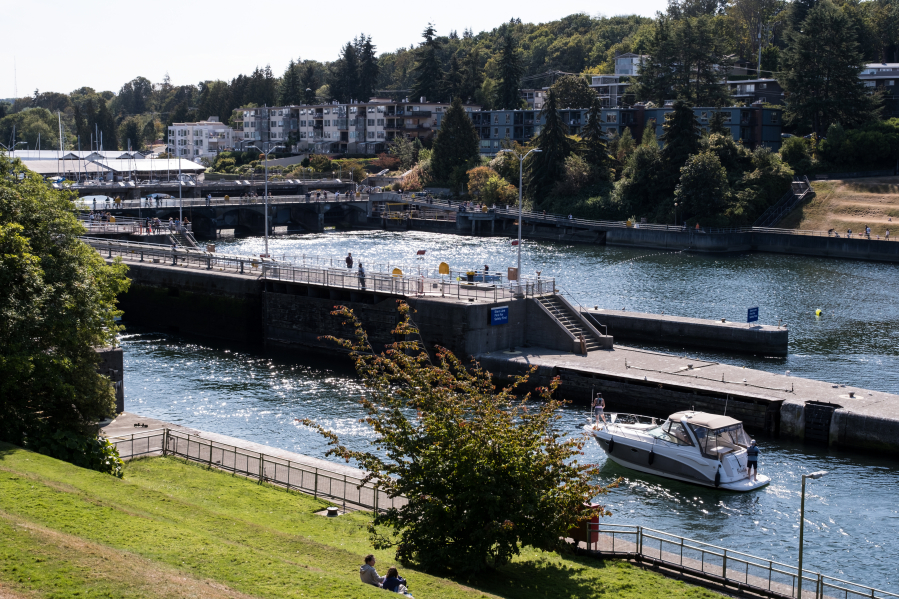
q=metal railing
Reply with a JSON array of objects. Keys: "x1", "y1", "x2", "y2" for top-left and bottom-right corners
[
  {"x1": 75, "y1": 193, "x2": 369, "y2": 210},
  {"x1": 583, "y1": 524, "x2": 897, "y2": 599},
  {"x1": 83, "y1": 237, "x2": 555, "y2": 300},
  {"x1": 105, "y1": 428, "x2": 402, "y2": 513},
  {"x1": 77, "y1": 215, "x2": 194, "y2": 236}
]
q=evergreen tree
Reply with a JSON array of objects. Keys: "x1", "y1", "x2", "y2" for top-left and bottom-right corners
[
  {"x1": 709, "y1": 111, "x2": 728, "y2": 136},
  {"x1": 660, "y1": 100, "x2": 700, "y2": 189},
  {"x1": 73, "y1": 104, "x2": 88, "y2": 148},
  {"x1": 459, "y1": 48, "x2": 484, "y2": 103},
  {"x1": 262, "y1": 65, "x2": 277, "y2": 106},
  {"x1": 494, "y1": 30, "x2": 523, "y2": 109},
  {"x1": 279, "y1": 59, "x2": 302, "y2": 105},
  {"x1": 549, "y1": 75, "x2": 596, "y2": 109},
  {"x1": 411, "y1": 24, "x2": 444, "y2": 102},
  {"x1": 787, "y1": 0, "x2": 819, "y2": 32},
  {"x1": 781, "y1": 0, "x2": 880, "y2": 135},
  {"x1": 528, "y1": 88, "x2": 575, "y2": 204},
  {"x1": 631, "y1": 17, "x2": 675, "y2": 106},
  {"x1": 430, "y1": 97, "x2": 480, "y2": 193},
  {"x1": 95, "y1": 101, "x2": 118, "y2": 150},
  {"x1": 121, "y1": 118, "x2": 141, "y2": 151},
  {"x1": 301, "y1": 65, "x2": 318, "y2": 104},
  {"x1": 674, "y1": 151, "x2": 730, "y2": 220},
  {"x1": 580, "y1": 96, "x2": 611, "y2": 180},
  {"x1": 441, "y1": 55, "x2": 463, "y2": 102},
  {"x1": 331, "y1": 42, "x2": 360, "y2": 103},
  {"x1": 82, "y1": 100, "x2": 97, "y2": 148},
  {"x1": 357, "y1": 35, "x2": 380, "y2": 102}
]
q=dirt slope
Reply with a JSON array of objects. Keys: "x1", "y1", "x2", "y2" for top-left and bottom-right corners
[{"x1": 777, "y1": 177, "x2": 899, "y2": 237}]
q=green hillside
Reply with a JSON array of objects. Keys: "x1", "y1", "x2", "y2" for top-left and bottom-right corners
[{"x1": 0, "y1": 444, "x2": 722, "y2": 599}]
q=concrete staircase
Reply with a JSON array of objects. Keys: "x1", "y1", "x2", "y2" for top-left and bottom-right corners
[
  {"x1": 536, "y1": 295, "x2": 606, "y2": 352},
  {"x1": 168, "y1": 229, "x2": 200, "y2": 249}
]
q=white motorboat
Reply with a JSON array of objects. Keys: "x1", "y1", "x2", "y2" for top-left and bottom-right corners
[{"x1": 586, "y1": 411, "x2": 770, "y2": 491}]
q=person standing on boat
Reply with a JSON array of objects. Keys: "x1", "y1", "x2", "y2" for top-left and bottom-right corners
[
  {"x1": 747, "y1": 439, "x2": 759, "y2": 482},
  {"x1": 592, "y1": 394, "x2": 607, "y2": 427}
]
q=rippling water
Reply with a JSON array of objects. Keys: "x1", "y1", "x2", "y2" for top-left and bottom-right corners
[{"x1": 121, "y1": 230, "x2": 899, "y2": 590}]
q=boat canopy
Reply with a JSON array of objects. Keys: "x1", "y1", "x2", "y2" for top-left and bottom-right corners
[{"x1": 669, "y1": 411, "x2": 742, "y2": 430}]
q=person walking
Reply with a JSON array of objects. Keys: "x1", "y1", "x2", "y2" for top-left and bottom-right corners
[
  {"x1": 345, "y1": 252, "x2": 354, "y2": 268},
  {"x1": 747, "y1": 439, "x2": 760, "y2": 482},
  {"x1": 886, "y1": 229, "x2": 890, "y2": 240},
  {"x1": 206, "y1": 193, "x2": 212, "y2": 206},
  {"x1": 358, "y1": 262, "x2": 366, "y2": 290}
]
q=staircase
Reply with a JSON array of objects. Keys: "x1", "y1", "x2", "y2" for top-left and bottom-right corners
[
  {"x1": 168, "y1": 229, "x2": 200, "y2": 250},
  {"x1": 536, "y1": 295, "x2": 606, "y2": 352},
  {"x1": 753, "y1": 176, "x2": 815, "y2": 228}
]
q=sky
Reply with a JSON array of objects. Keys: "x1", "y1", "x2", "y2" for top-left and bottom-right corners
[{"x1": 0, "y1": 0, "x2": 668, "y2": 100}]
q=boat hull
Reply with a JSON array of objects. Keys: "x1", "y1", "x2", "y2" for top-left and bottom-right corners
[{"x1": 589, "y1": 426, "x2": 769, "y2": 492}]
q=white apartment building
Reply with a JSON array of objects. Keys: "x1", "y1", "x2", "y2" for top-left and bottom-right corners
[
  {"x1": 167, "y1": 117, "x2": 234, "y2": 160},
  {"x1": 615, "y1": 53, "x2": 647, "y2": 76},
  {"x1": 232, "y1": 99, "x2": 478, "y2": 155}
]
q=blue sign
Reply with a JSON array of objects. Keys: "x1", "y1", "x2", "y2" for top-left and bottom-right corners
[
  {"x1": 747, "y1": 307, "x2": 759, "y2": 323},
  {"x1": 490, "y1": 306, "x2": 509, "y2": 326}
]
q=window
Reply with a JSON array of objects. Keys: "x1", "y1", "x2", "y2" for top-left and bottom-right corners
[
  {"x1": 368, "y1": 131, "x2": 374, "y2": 139},
  {"x1": 493, "y1": 115, "x2": 499, "y2": 124},
  {"x1": 324, "y1": 120, "x2": 330, "y2": 126},
  {"x1": 605, "y1": 114, "x2": 617, "y2": 123},
  {"x1": 864, "y1": 81, "x2": 876, "y2": 87},
  {"x1": 377, "y1": 131, "x2": 385, "y2": 139},
  {"x1": 368, "y1": 119, "x2": 374, "y2": 126},
  {"x1": 505, "y1": 114, "x2": 511, "y2": 124},
  {"x1": 700, "y1": 111, "x2": 708, "y2": 121},
  {"x1": 493, "y1": 127, "x2": 499, "y2": 136},
  {"x1": 505, "y1": 128, "x2": 510, "y2": 138},
  {"x1": 771, "y1": 113, "x2": 780, "y2": 124},
  {"x1": 377, "y1": 119, "x2": 384, "y2": 126},
  {"x1": 665, "y1": 422, "x2": 694, "y2": 446}
]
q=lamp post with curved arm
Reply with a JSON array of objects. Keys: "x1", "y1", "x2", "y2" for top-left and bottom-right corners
[
  {"x1": 246, "y1": 143, "x2": 284, "y2": 257},
  {"x1": 0, "y1": 141, "x2": 26, "y2": 153},
  {"x1": 797, "y1": 470, "x2": 828, "y2": 599},
  {"x1": 498, "y1": 147, "x2": 541, "y2": 298}
]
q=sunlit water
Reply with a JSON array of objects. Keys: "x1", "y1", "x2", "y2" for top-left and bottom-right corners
[{"x1": 122, "y1": 230, "x2": 899, "y2": 590}]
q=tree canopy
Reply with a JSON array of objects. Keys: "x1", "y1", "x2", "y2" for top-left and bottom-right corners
[
  {"x1": 430, "y1": 97, "x2": 480, "y2": 192},
  {"x1": 303, "y1": 302, "x2": 609, "y2": 576}
]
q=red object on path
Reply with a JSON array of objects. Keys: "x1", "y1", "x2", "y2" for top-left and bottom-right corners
[
  {"x1": 511, "y1": 240, "x2": 519, "y2": 246},
  {"x1": 416, "y1": 250, "x2": 426, "y2": 256},
  {"x1": 568, "y1": 503, "x2": 601, "y2": 545}
]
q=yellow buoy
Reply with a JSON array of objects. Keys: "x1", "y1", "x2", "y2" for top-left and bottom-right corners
[
  {"x1": 438, "y1": 262, "x2": 450, "y2": 275},
  {"x1": 815, "y1": 309, "x2": 823, "y2": 316},
  {"x1": 392, "y1": 267, "x2": 403, "y2": 277}
]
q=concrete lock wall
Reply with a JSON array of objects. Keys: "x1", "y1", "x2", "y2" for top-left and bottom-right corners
[
  {"x1": 118, "y1": 262, "x2": 264, "y2": 343},
  {"x1": 95, "y1": 346, "x2": 125, "y2": 414},
  {"x1": 585, "y1": 309, "x2": 788, "y2": 356}
]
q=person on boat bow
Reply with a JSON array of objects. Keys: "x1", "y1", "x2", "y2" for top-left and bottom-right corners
[
  {"x1": 747, "y1": 439, "x2": 760, "y2": 482},
  {"x1": 592, "y1": 394, "x2": 607, "y2": 428}
]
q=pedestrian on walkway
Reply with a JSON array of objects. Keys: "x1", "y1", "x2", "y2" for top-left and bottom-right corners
[
  {"x1": 206, "y1": 193, "x2": 212, "y2": 206},
  {"x1": 358, "y1": 262, "x2": 366, "y2": 290},
  {"x1": 345, "y1": 252, "x2": 354, "y2": 268},
  {"x1": 886, "y1": 229, "x2": 890, "y2": 240}
]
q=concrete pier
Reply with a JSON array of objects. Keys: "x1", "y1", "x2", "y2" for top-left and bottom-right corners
[{"x1": 583, "y1": 308, "x2": 789, "y2": 356}]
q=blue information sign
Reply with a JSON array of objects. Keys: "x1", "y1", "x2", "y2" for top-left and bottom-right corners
[
  {"x1": 490, "y1": 306, "x2": 509, "y2": 326},
  {"x1": 747, "y1": 307, "x2": 759, "y2": 323}
]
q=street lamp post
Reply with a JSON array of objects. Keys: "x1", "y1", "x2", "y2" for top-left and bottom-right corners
[
  {"x1": 674, "y1": 202, "x2": 679, "y2": 229},
  {"x1": 499, "y1": 148, "x2": 541, "y2": 298},
  {"x1": 246, "y1": 143, "x2": 284, "y2": 257},
  {"x1": 797, "y1": 470, "x2": 828, "y2": 599},
  {"x1": 0, "y1": 141, "x2": 27, "y2": 154}
]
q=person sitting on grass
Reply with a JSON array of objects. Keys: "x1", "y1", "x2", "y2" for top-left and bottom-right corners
[
  {"x1": 359, "y1": 554, "x2": 384, "y2": 587},
  {"x1": 382, "y1": 567, "x2": 413, "y2": 597}
]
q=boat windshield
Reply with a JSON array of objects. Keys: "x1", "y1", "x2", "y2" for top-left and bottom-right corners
[
  {"x1": 647, "y1": 420, "x2": 694, "y2": 446},
  {"x1": 689, "y1": 423, "x2": 750, "y2": 459}
]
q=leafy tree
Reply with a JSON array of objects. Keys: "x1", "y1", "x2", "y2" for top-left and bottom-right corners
[
  {"x1": 580, "y1": 96, "x2": 611, "y2": 180},
  {"x1": 95, "y1": 100, "x2": 118, "y2": 150},
  {"x1": 309, "y1": 154, "x2": 333, "y2": 172},
  {"x1": 0, "y1": 154, "x2": 130, "y2": 472},
  {"x1": 549, "y1": 75, "x2": 596, "y2": 109},
  {"x1": 117, "y1": 76, "x2": 154, "y2": 115},
  {"x1": 303, "y1": 303, "x2": 608, "y2": 576},
  {"x1": 411, "y1": 23, "x2": 444, "y2": 102},
  {"x1": 119, "y1": 117, "x2": 142, "y2": 151},
  {"x1": 780, "y1": 0, "x2": 880, "y2": 135},
  {"x1": 612, "y1": 142, "x2": 666, "y2": 217},
  {"x1": 660, "y1": 100, "x2": 700, "y2": 189},
  {"x1": 142, "y1": 119, "x2": 158, "y2": 147},
  {"x1": 495, "y1": 30, "x2": 523, "y2": 109},
  {"x1": 779, "y1": 136, "x2": 813, "y2": 172},
  {"x1": 529, "y1": 88, "x2": 575, "y2": 204},
  {"x1": 388, "y1": 137, "x2": 420, "y2": 170},
  {"x1": 279, "y1": 59, "x2": 302, "y2": 105},
  {"x1": 674, "y1": 151, "x2": 730, "y2": 220},
  {"x1": 430, "y1": 97, "x2": 480, "y2": 193},
  {"x1": 466, "y1": 166, "x2": 518, "y2": 204},
  {"x1": 357, "y1": 35, "x2": 380, "y2": 102}
]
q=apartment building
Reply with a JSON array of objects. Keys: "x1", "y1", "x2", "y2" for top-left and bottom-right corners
[
  {"x1": 231, "y1": 99, "x2": 480, "y2": 155},
  {"x1": 472, "y1": 104, "x2": 783, "y2": 156},
  {"x1": 726, "y1": 79, "x2": 785, "y2": 105},
  {"x1": 166, "y1": 117, "x2": 234, "y2": 160},
  {"x1": 861, "y1": 63, "x2": 899, "y2": 118}
]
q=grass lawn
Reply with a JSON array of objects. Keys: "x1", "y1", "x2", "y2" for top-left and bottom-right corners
[
  {"x1": 778, "y1": 177, "x2": 899, "y2": 235},
  {"x1": 0, "y1": 444, "x2": 722, "y2": 599}
]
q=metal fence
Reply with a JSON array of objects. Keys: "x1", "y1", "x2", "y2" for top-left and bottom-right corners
[
  {"x1": 83, "y1": 237, "x2": 555, "y2": 300},
  {"x1": 106, "y1": 428, "x2": 402, "y2": 513},
  {"x1": 74, "y1": 193, "x2": 369, "y2": 210},
  {"x1": 583, "y1": 524, "x2": 897, "y2": 599}
]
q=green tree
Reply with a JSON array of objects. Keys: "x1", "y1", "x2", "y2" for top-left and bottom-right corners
[
  {"x1": 529, "y1": 88, "x2": 575, "y2": 204},
  {"x1": 709, "y1": 111, "x2": 729, "y2": 136},
  {"x1": 430, "y1": 97, "x2": 480, "y2": 193},
  {"x1": 549, "y1": 75, "x2": 596, "y2": 109},
  {"x1": 95, "y1": 100, "x2": 118, "y2": 150},
  {"x1": 660, "y1": 100, "x2": 701, "y2": 189},
  {"x1": 142, "y1": 119, "x2": 158, "y2": 147},
  {"x1": 780, "y1": 0, "x2": 880, "y2": 135},
  {"x1": 0, "y1": 154, "x2": 129, "y2": 471},
  {"x1": 117, "y1": 76, "x2": 154, "y2": 115},
  {"x1": 674, "y1": 151, "x2": 730, "y2": 220},
  {"x1": 441, "y1": 54, "x2": 463, "y2": 102},
  {"x1": 119, "y1": 117, "x2": 142, "y2": 151},
  {"x1": 459, "y1": 48, "x2": 484, "y2": 103},
  {"x1": 411, "y1": 23, "x2": 444, "y2": 102},
  {"x1": 301, "y1": 65, "x2": 318, "y2": 104},
  {"x1": 303, "y1": 303, "x2": 608, "y2": 576},
  {"x1": 580, "y1": 96, "x2": 611, "y2": 180},
  {"x1": 331, "y1": 42, "x2": 360, "y2": 103},
  {"x1": 494, "y1": 30, "x2": 523, "y2": 109},
  {"x1": 357, "y1": 35, "x2": 380, "y2": 102},
  {"x1": 279, "y1": 59, "x2": 302, "y2": 105}
]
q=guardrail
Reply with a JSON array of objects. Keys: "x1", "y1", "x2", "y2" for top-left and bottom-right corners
[
  {"x1": 583, "y1": 523, "x2": 897, "y2": 599},
  {"x1": 78, "y1": 215, "x2": 193, "y2": 236},
  {"x1": 83, "y1": 237, "x2": 555, "y2": 300},
  {"x1": 105, "y1": 428, "x2": 402, "y2": 513},
  {"x1": 75, "y1": 193, "x2": 369, "y2": 210}
]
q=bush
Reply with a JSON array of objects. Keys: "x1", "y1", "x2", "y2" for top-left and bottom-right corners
[
  {"x1": 466, "y1": 166, "x2": 518, "y2": 204},
  {"x1": 309, "y1": 155, "x2": 332, "y2": 172},
  {"x1": 30, "y1": 429, "x2": 124, "y2": 478},
  {"x1": 780, "y1": 136, "x2": 812, "y2": 174},
  {"x1": 372, "y1": 152, "x2": 400, "y2": 171}
]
